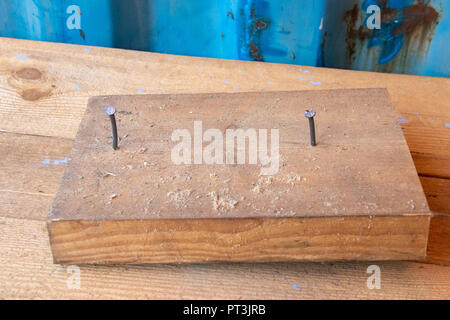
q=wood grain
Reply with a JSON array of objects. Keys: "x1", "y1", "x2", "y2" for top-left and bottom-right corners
[
  {"x1": 427, "y1": 215, "x2": 450, "y2": 265},
  {"x1": 48, "y1": 216, "x2": 430, "y2": 264},
  {"x1": 1, "y1": 216, "x2": 448, "y2": 299},
  {"x1": 0, "y1": 38, "x2": 448, "y2": 298},
  {"x1": 47, "y1": 89, "x2": 430, "y2": 263}
]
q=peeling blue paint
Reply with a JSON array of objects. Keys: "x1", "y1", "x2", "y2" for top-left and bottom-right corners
[
  {"x1": 17, "y1": 53, "x2": 28, "y2": 59},
  {"x1": 290, "y1": 283, "x2": 301, "y2": 290},
  {"x1": 41, "y1": 156, "x2": 68, "y2": 166},
  {"x1": 53, "y1": 157, "x2": 68, "y2": 165}
]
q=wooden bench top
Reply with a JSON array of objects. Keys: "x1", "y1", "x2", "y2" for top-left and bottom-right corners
[{"x1": 0, "y1": 37, "x2": 448, "y2": 299}]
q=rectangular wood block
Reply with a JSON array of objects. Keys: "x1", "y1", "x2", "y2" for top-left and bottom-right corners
[{"x1": 48, "y1": 89, "x2": 430, "y2": 264}]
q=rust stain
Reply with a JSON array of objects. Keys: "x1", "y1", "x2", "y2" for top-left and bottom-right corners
[
  {"x1": 21, "y1": 89, "x2": 50, "y2": 101},
  {"x1": 342, "y1": 0, "x2": 440, "y2": 71},
  {"x1": 321, "y1": 31, "x2": 327, "y2": 50},
  {"x1": 79, "y1": 29, "x2": 86, "y2": 40},
  {"x1": 253, "y1": 20, "x2": 268, "y2": 30},
  {"x1": 227, "y1": 11, "x2": 234, "y2": 20},
  {"x1": 343, "y1": 4, "x2": 370, "y2": 64},
  {"x1": 16, "y1": 68, "x2": 42, "y2": 80},
  {"x1": 382, "y1": 8, "x2": 398, "y2": 23},
  {"x1": 249, "y1": 41, "x2": 262, "y2": 61},
  {"x1": 246, "y1": 9, "x2": 270, "y2": 61},
  {"x1": 393, "y1": 1, "x2": 439, "y2": 36}
]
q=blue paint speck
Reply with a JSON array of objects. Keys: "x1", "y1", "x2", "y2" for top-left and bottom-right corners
[
  {"x1": 74, "y1": 85, "x2": 82, "y2": 90},
  {"x1": 17, "y1": 54, "x2": 28, "y2": 60},
  {"x1": 53, "y1": 157, "x2": 68, "y2": 166},
  {"x1": 310, "y1": 81, "x2": 322, "y2": 85},
  {"x1": 233, "y1": 85, "x2": 239, "y2": 89},
  {"x1": 445, "y1": 123, "x2": 450, "y2": 128},
  {"x1": 137, "y1": 89, "x2": 145, "y2": 93},
  {"x1": 42, "y1": 159, "x2": 50, "y2": 165},
  {"x1": 83, "y1": 48, "x2": 91, "y2": 52},
  {"x1": 397, "y1": 117, "x2": 407, "y2": 123},
  {"x1": 209, "y1": 73, "x2": 215, "y2": 77},
  {"x1": 303, "y1": 70, "x2": 310, "y2": 73},
  {"x1": 290, "y1": 283, "x2": 300, "y2": 291},
  {"x1": 222, "y1": 79, "x2": 229, "y2": 84},
  {"x1": 298, "y1": 77, "x2": 306, "y2": 81},
  {"x1": 240, "y1": 72, "x2": 248, "y2": 75}
]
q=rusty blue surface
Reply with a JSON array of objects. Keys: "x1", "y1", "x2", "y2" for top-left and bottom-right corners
[
  {"x1": 0, "y1": 0, "x2": 447, "y2": 77},
  {"x1": 321, "y1": 0, "x2": 448, "y2": 77}
]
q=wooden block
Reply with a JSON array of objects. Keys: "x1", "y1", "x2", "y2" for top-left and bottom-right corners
[{"x1": 48, "y1": 89, "x2": 430, "y2": 264}]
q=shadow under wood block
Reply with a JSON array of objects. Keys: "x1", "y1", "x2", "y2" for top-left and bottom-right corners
[{"x1": 47, "y1": 89, "x2": 430, "y2": 264}]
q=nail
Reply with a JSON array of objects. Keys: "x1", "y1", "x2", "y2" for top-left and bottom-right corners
[
  {"x1": 104, "y1": 106, "x2": 118, "y2": 150},
  {"x1": 304, "y1": 109, "x2": 316, "y2": 146}
]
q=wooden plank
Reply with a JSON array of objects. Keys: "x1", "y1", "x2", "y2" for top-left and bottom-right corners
[
  {"x1": 0, "y1": 132, "x2": 72, "y2": 196},
  {"x1": 0, "y1": 132, "x2": 72, "y2": 221},
  {"x1": 49, "y1": 216, "x2": 429, "y2": 264},
  {"x1": 427, "y1": 215, "x2": 450, "y2": 265},
  {"x1": 1, "y1": 216, "x2": 449, "y2": 299},
  {"x1": 420, "y1": 176, "x2": 450, "y2": 265},
  {"x1": 0, "y1": 38, "x2": 449, "y2": 180},
  {"x1": 0, "y1": 38, "x2": 448, "y2": 297},
  {"x1": 2, "y1": 132, "x2": 448, "y2": 223},
  {"x1": 48, "y1": 89, "x2": 430, "y2": 263},
  {"x1": 420, "y1": 177, "x2": 450, "y2": 214}
]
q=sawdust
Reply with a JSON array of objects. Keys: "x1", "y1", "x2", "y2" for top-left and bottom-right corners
[
  {"x1": 251, "y1": 176, "x2": 274, "y2": 194},
  {"x1": 167, "y1": 189, "x2": 191, "y2": 207},
  {"x1": 207, "y1": 190, "x2": 238, "y2": 212},
  {"x1": 109, "y1": 194, "x2": 118, "y2": 200},
  {"x1": 284, "y1": 173, "x2": 302, "y2": 185}
]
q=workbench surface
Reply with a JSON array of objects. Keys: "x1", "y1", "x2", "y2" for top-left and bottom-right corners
[{"x1": 0, "y1": 38, "x2": 448, "y2": 299}]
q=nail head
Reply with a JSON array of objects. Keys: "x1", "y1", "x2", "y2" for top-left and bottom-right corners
[
  {"x1": 104, "y1": 106, "x2": 116, "y2": 116},
  {"x1": 304, "y1": 109, "x2": 316, "y2": 118}
]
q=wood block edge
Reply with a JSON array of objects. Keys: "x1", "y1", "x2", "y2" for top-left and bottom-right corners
[{"x1": 48, "y1": 214, "x2": 430, "y2": 264}]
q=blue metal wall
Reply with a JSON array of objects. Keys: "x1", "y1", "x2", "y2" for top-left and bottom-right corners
[{"x1": 0, "y1": 0, "x2": 448, "y2": 77}]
